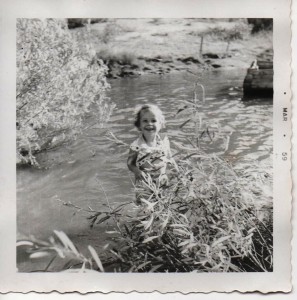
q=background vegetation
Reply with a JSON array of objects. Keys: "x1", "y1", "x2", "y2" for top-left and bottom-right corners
[
  {"x1": 17, "y1": 19, "x2": 112, "y2": 166},
  {"x1": 67, "y1": 18, "x2": 272, "y2": 79}
]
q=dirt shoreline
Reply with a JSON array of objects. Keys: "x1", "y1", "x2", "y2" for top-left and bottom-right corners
[
  {"x1": 103, "y1": 52, "x2": 229, "y2": 79},
  {"x1": 72, "y1": 19, "x2": 273, "y2": 79}
]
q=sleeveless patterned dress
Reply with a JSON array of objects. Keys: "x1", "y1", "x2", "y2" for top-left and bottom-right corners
[{"x1": 130, "y1": 134, "x2": 171, "y2": 201}]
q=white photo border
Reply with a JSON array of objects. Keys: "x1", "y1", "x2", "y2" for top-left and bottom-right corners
[{"x1": 0, "y1": 0, "x2": 292, "y2": 293}]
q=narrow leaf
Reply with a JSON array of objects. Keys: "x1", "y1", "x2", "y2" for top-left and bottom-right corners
[
  {"x1": 179, "y1": 118, "x2": 192, "y2": 129},
  {"x1": 29, "y1": 251, "x2": 50, "y2": 259},
  {"x1": 178, "y1": 240, "x2": 190, "y2": 247},
  {"x1": 135, "y1": 261, "x2": 150, "y2": 271},
  {"x1": 140, "y1": 198, "x2": 158, "y2": 210},
  {"x1": 144, "y1": 215, "x2": 154, "y2": 230},
  {"x1": 161, "y1": 212, "x2": 171, "y2": 230},
  {"x1": 175, "y1": 106, "x2": 189, "y2": 116},
  {"x1": 54, "y1": 230, "x2": 79, "y2": 255},
  {"x1": 173, "y1": 228, "x2": 190, "y2": 236},
  {"x1": 88, "y1": 245, "x2": 104, "y2": 272},
  {"x1": 170, "y1": 223, "x2": 188, "y2": 228},
  {"x1": 96, "y1": 215, "x2": 111, "y2": 225},
  {"x1": 143, "y1": 236, "x2": 159, "y2": 243},
  {"x1": 149, "y1": 264, "x2": 163, "y2": 272},
  {"x1": 211, "y1": 235, "x2": 231, "y2": 247},
  {"x1": 16, "y1": 241, "x2": 34, "y2": 247}
]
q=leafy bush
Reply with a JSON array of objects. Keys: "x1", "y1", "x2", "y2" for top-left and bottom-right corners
[
  {"x1": 46, "y1": 143, "x2": 271, "y2": 273},
  {"x1": 247, "y1": 19, "x2": 273, "y2": 34},
  {"x1": 17, "y1": 19, "x2": 112, "y2": 165},
  {"x1": 67, "y1": 18, "x2": 107, "y2": 29},
  {"x1": 92, "y1": 154, "x2": 272, "y2": 272},
  {"x1": 67, "y1": 18, "x2": 89, "y2": 29},
  {"x1": 19, "y1": 152, "x2": 272, "y2": 273}
]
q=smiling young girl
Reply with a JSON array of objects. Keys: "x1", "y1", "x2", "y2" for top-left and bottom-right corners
[{"x1": 127, "y1": 104, "x2": 178, "y2": 202}]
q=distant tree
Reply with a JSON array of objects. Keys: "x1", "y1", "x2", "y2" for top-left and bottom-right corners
[
  {"x1": 17, "y1": 19, "x2": 112, "y2": 165},
  {"x1": 227, "y1": 23, "x2": 250, "y2": 53},
  {"x1": 247, "y1": 18, "x2": 273, "y2": 34},
  {"x1": 67, "y1": 18, "x2": 107, "y2": 29},
  {"x1": 198, "y1": 22, "x2": 251, "y2": 56}
]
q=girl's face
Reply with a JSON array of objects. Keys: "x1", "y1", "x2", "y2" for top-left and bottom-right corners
[{"x1": 139, "y1": 109, "x2": 162, "y2": 137}]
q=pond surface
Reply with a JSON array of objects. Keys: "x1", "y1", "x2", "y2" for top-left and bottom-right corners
[{"x1": 17, "y1": 69, "x2": 273, "y2": 270}]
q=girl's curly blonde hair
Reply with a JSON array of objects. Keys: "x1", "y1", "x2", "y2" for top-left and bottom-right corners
[{"x1": 134, "y1": 104, "x2": 165, "y2": 130}]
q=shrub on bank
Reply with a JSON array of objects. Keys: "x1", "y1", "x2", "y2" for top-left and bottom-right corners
[
  {"x1": 67, "y1": 18, "x2": 107, "y2": 29},
  {"x1": 17, "y1": 19, "x2": 112, "y2": 166},
  {"x1": 247, "y1": 19, "x2": 273, "y2": 34}
]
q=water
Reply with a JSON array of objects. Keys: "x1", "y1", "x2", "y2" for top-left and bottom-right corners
[{"x1": 17, "y1": 69, "x2": 273, "y2": 269}]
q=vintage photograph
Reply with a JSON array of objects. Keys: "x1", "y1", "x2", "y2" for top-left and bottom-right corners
[{"x1": 16, "y1": 18, "x2": 274, "y2": 274}]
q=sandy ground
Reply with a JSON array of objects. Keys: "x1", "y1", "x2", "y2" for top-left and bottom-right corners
[{"x1": 73, "y1": 18, "x2": 273, "y2": 78}]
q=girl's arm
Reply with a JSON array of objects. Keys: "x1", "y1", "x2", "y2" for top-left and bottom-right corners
[{"x1": 127, "y1": 149, "x2": 143, "y2": 180}]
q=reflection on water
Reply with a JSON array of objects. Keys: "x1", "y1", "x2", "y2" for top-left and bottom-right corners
[{"x1": 17, "y1": 69, "x2": 273, "y2": 265}]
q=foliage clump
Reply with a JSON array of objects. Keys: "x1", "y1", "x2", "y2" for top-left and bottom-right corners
[
  {"x1": 25, "y1": 150, "x2": 271, "y2": 273},
  {"x1": 17, "y1": 19, "x2": 112, "y2": 166},
  {"x1": 247, "y1": 18, "x2": 273, "y2": 34},
  {"x1": 81, "y1": 150, "x2": 272, "y2": 272},
  {"x1": 67, "y1": 18, "x2": 107, "y2": 29}
]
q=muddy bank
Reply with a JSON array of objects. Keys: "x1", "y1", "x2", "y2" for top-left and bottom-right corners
[
  {"x1": 101, "y1": 53, "x2": 229, "y2": 79},
  {"x1": 71, "y1": 19, "x2": 272, "y2": 79}
]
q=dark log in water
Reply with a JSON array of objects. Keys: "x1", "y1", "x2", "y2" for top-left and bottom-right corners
[{"x1": 243, "y1": 49, "x2": 273, "y2": 99}]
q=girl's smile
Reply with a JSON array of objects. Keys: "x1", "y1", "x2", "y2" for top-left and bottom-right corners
[
  {"x1": 144, "y1": 125, "x2": 155, "y2": 132},
  {"x1": 139, "y1": 110, "x2": 162, "y2": 142}
]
